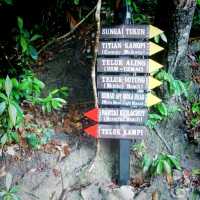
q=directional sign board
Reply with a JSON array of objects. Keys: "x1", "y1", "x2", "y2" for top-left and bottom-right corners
[
  {"x1": 84, "y1": 124, "x2": 148, "y2": 139},
  {"x1": 100, "y1": 25, "x2": 163, "y2": 39},
  {"x1": 97, "y1": 58, "x2": 163, "y2": 73},
  {"x1": 97, "y1": 75, "x2": 162, "y2": 90},
  {"x1": 98, "y1": 91, "x2": 161, "y2": 107},
  {"x1": 84, "y1": 108, "x2": 148, "y2": 124},
  {"x1": 98, "y1": 41, "x2": 163, "y2": 56}
]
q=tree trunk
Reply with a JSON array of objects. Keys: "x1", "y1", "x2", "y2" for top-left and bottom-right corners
[{"x1": 167, "y1": 0, "x2": 196, "y2": 80}]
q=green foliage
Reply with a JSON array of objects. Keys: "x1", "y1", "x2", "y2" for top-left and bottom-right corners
[
  {"x1": 0, "y1": 173, "x2": 21, "y2": 200},
  {"x1": 0, "y1": 0, "x2": 13, "y2": 5},
  {"x1": 155, "y1": 70, "x2": 189, "y2": 97},
  {"x1": 142, "y1": 153, "x2": 181, "y2": 176},
  {"x1": 71, "y1": 0, "x2": 79, "y2": 5},
  {"x1": 147, "y1": 70, "x2": 189, "y2": 129},
  {"x1": 191, "y1": 190, "x2": 200, "y2": 200},
  {"x1": 147, "y1": 103, "x2": 181, "y2": 129},
  {"x1": 190, "y1": 101, "x2": 200, "y2": 127},
  {"x1": 193, "y1": 1, "x2": 200, "y2": 28},
  {"x1": 0, "y1": 73, "x2": 67, "y2": 146},
  {"x1": 33, "y1": 87, "x2": 68, "y2": 113},
  {"x1": 154, "y1": 33, "x2": 167, "y2": 44},
  {"x1": 0, "y1": 76, "x2": 23, "y2": 145},
  {"x1": 127, "y1": 0, "x2": 149, "y2": 24},
  {"x1": 16, "y1": 17, "x2": 42, "y2": 63}
]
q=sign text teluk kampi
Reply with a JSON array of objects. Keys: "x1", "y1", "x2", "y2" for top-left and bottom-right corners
[
  {"x1": 84, "y1": 124, "x2": 148, "y2": 139},
  {"x1": 100, "y1": 25, "x2": 163, "y2": 39}
]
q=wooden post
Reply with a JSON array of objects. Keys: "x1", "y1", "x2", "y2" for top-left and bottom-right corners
[{"x1": 118, "y1": 0, "x2": 133, "y2": 185}]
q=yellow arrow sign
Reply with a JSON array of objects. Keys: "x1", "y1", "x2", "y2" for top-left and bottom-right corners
[
  {"x1": 146, "y1": 93, "x2": 162, "y2": 107},
  {"x1": 149, "y1": 42, "x2": 164, "y2": 56},
  {"x1": 149, "y1": 76, "x2": 162, "y2": 90},
  {"x1": 149, "y1": 59, "x2": 163, "y2": 73},
  {"x1": 149, "y1": 25, "x2": 163, "y2": 38}
]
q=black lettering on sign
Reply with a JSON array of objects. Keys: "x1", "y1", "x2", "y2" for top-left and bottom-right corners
[
  {"x1": 97, "y1": 75, "x2": 148, "y2": 90},
  {"x1": 99, "y1": 124, "x2": 147, "y2": 139},
  {"x1": 98, "y1": 91, "x2": 146, "y2": 107},
  {"x1": 100, "y1": 25, "x2": 148, "y2": 39},
  {"x1": 97, "y1": 58, "x2": 149, "y2": 73},
  {"x1": 98, "y1": 41, "x2": 149, "y2": 56},
  {"x1": 99, "y1": 108, "x2": 148, "y2": 123}
]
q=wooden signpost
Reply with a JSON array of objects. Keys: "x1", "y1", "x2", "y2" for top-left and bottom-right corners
[{"x1": 83, "y1": 1, "x2": 164, "y2": 185}]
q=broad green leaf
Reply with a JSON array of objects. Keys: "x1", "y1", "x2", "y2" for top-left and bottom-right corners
[
  {"x1": 8, "y1": 104, "x2": 17, "y2": 126},
  {"x1": 148, "y1": 113, "x2": 163, "y2": 120},
  {"x1": 5, "y1": 76, "x2": 12, "y2": 97},
  {"x1": 177, "y1": 80, "x2": 188, "y2": 97},
  {"x1": 156, "y1": 103, "x2": 168, "y2": 116},
  {"x1": 154, "y1": 35, "x2": 160, "y2": 44},
  {"x1": 0, "y1": 134, "x2": 7, "y2": 145},
  {"x1": 33, "y1": 78, "x2": 45, "y2": 89},
  {"x1": 30, "y1": 34, "x2": 42, "y2": 42},
  {"x1": 143, "y1": 154, "x2": 152, "y2": 173},
  {"x1": 0, "y1": 102, "x2": 6, "y2": 115},
  {"x1": 29, "y1": 45, "x2": 38, "y2": 60},
  {"x1": 156, "y1": 160, "x2": 163, "y2": 175},
  {"x1": 11, "y1": 78, "x2": 19, "y2": 88},
  {"x1": 20, "y1": 37, "x2": 28, "y2": 53},
  {"x1": 46, "y1": 102, "x2": 52, "y2": 113},
  {"x1": 160, "y1": 33, "x2": 167, "y2": 43},
  {"x1": 3, "y1": 0, "x2": 13, "y2": 5},
  {"x1": 163, "y1": 160, "x2": 172, "y2": 174},
  {"x1": 51, "y1": 100, "x2": 61, "y2": 109},
  {"x1": 6, "y1": 173, "x2": 12, "y2": 190},
  {"x1": 172, "y1": 80, "x2": 182, "y2": 96},
  {"x1": 10, "y1": 132, "x2": 19, "y2": 143},
  {"x1": 54, "y1": 98, "x2": 66, "y2": 104},
  {"x1": 0, "y1": 93, "x2": 8, "y2": 101},
  {"x1": 17, "y1": 17, "x2": 23, "y2": 31},
  {"x1": 132, "y1": 2, "x2": 139, "y2": 13},
  {"x1": 74, "y1": 0, "x2": 79, "y2": 5},
  {"x1": 167, "y1": 155, "x2": 181, "y2": 170}
]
